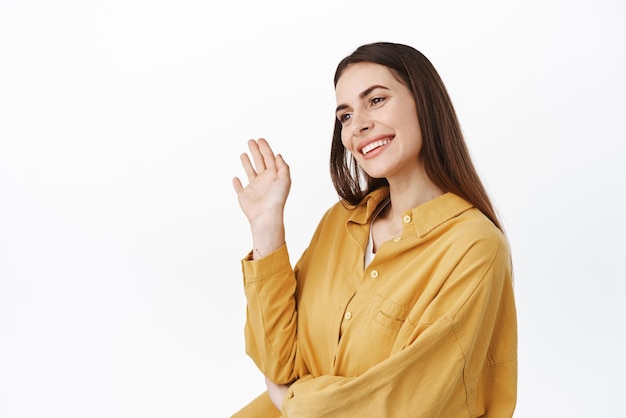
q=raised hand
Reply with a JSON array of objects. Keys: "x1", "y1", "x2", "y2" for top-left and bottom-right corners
[{"x1": 232, "y1": 138, "x2": 291, "y2": 258}]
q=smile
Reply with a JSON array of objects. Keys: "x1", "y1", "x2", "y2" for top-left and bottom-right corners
[{"x1": 361, "y1": 138, "x2": 391, "y2": 155}]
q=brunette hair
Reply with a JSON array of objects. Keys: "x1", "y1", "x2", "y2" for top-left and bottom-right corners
[{"x1": 330, "y1": 42, "x2": 503, "y2": 231}]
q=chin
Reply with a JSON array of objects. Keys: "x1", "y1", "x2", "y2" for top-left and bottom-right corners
[{"x1": 361, "y1": 170, "x2": 388, "y2": 181}]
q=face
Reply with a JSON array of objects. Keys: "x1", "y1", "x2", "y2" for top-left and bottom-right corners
[{"x1": 335, "y1": 62, "x2": 424, "y2": 183}]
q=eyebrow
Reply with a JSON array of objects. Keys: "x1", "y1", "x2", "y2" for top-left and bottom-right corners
[{"x1": 335, "y1": 85, "x2": 390, "y2": 114}]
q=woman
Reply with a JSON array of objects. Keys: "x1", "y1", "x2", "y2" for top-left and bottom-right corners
[{"x1": 232, "y1": 42, "x2": 517, "y2": 417}]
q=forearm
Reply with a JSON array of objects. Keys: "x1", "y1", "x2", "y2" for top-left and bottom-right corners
[
  {"x1": 242, "y1": 244, "x2": 306, "y2": 383},
  {"x1": 282, "y1": 318, "x2": 466, "y2": 417}
]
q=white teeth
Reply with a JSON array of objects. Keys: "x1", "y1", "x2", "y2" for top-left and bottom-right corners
[{"x1": 361, "y1": 139, "x2": 391, "y2": 155}]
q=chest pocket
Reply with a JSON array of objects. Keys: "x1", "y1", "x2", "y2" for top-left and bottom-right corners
[{"x1": 374, "y1": 294, "x2": 408, "y2": 330}]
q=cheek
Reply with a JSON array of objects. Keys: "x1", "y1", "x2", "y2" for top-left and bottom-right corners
[
  {"x1": 409, "y1": 130, "x2": 424, "y2": 155},
  {"x1": 402, "y1": 114, "x2": 423, "y2": 146},
  {"x1": 340, "y1": 130, "x2": 350, "y2": 149}
]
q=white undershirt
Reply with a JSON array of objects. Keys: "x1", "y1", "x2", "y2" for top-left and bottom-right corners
[{"x1": 364, "y1": 197, "x2": 391, "y2": 268}]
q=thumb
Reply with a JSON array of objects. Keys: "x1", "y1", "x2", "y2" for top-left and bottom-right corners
[
  {"x1": 232, "y1": 177, "x2": 244, "y2": 193},
  {"x1": 276, "y1": 154, "x2": 290, "y2": 171}
]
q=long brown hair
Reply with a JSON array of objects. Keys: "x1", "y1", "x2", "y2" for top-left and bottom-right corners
[{"x1": 330, "y1": 42, "x2": 503, "y2": 231}]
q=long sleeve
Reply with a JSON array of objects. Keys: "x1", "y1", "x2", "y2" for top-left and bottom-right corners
[{"x1": 241, "y1": 244, "x2": 308, "y2": 383}]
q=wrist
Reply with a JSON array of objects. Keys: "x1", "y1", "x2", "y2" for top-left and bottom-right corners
[
  {"x1": 251, "y1": 231, "x2": 285, "y2": 260},
  {"x1": 250, "y1": 215, "x2": 285, "y2": 258}
]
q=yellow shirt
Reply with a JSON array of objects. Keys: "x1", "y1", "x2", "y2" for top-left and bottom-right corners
[{"x1": 234, "y1": 188, "x2": 517, "y2": 417}]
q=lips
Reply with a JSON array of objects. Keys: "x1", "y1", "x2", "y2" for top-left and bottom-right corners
[{"x1": 360, "y1": 136, "x2": 393, "y2": 155}]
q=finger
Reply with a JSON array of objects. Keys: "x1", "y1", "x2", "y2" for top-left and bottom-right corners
[
  {"x1": 240, "y1": 152, "x2": 257, "y2": 183},
  {"x1": 248, "y1": 139, "x2": 267, "y2": 172},
  {"x1": 276, "y1": 155, "x2": 291, "y2": 193},
  {"x1": 232, "y1": 177, "x2": 244, "y2": 193},
  {"x1": 276, "y1": 153, "x2": 290, "y2": 174},
  {"x1": 257, "y1": 138, "x2": 277, "y2": 170}
]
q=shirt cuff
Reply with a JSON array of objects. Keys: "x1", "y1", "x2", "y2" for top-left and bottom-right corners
[
  {"x1": 241, "y1": 243, "x2": 291, "y2": 282},
  {"x1": 281, "y1": 374, "x2": 314, "y2": 415}
]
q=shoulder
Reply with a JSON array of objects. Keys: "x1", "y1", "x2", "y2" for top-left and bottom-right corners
[
  {"x1": 452, "y1": 207, "x2": 505, "y2": 245},
  {"x1": 419, "y1": 193, "x2": 510, "y2": 264}
]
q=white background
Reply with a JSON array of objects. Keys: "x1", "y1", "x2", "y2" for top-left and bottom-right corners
[{"x1": 1, "y1": 0, "x2": 624, "y2": 417}]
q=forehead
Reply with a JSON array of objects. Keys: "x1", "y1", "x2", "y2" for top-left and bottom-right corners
[{"x1": 335, "y1": 62, "x2": 402, "y2": 102}]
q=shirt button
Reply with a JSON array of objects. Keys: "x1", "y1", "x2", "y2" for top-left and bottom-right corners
[
  {"x1": 370, "y1": 270, "x2": 379, "y2": 279},
  {"x1": 393, "y1": 236, "x2": 401, "y2": 242},
  {"x1": 344, "y1": 311, "x2": 352, "y2": 320},
  {"x1": 403, "y1": 215, "x2": 412, "y2": 224}
]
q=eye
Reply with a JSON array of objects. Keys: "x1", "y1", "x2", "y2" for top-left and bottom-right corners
[
  {"x1": 370, "y1": 96, "x2": 386, "y2": 106},
  {"x1": 338, "y1": 113, "x2": 352, "y2": 124}
]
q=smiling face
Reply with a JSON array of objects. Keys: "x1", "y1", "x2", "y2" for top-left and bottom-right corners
[{"x1": 335, "y1": 62, "x2": 425, "y2": 184}]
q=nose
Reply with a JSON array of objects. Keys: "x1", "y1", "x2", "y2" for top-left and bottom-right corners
[{"x1": 351, "y1": 112, "x2": 373, "y2": 135}]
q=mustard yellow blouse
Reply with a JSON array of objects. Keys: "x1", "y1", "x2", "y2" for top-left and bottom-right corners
[{"x1": 233, "y1": 188, "x2": 517, "y2": 417}]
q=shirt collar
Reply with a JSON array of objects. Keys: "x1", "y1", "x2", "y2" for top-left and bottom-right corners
[
  {"x1": 347, "y1": 187, "x2": 391, "y2": 225},
  {"x1": 408, "y1": 192, "x2": 474, "y2": 237},
  {"x1": 347, "y1": 187, "x2": 474, "y2": 237}
]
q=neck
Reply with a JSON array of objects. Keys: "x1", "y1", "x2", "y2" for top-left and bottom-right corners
[{"x1": 384, "y1": 176, "x2": 444, "y2": 221}]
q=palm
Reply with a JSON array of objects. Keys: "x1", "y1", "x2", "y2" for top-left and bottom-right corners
[{"x1": 233, "y1": 138, "x2": 291, "y2": 223}]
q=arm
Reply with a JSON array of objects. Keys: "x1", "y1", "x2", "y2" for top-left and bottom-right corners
[
  {"x1": 281, "y1": 237, "x2": 517, "y2": 417},
  {"x1": 234, "y1": 138, "x2": 309, "y2": 389},
  {"x1": 241, "y1": 243, "x2": 310, "y2": 383}
]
